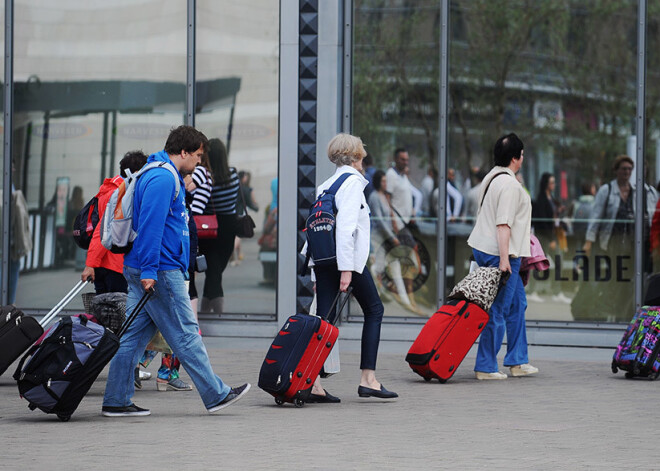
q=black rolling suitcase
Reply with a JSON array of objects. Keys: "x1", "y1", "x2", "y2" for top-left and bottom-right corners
[
  {"x1": 13, "y1": 289, "x2": 151, "y2": 422},
  {"x1": 0, "y1": 280, "x2": 90, "y2": 376}
]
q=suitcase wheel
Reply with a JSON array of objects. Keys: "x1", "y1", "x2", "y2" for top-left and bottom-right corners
[
  {"x1": 611, "y1": 363, "x2": 618, "y2": 374},
  {"x1": 293, "y1": 398, "x2": 305, "y2": 408},
  {"x1": 275, "y1": 397, "x2": 285, "y2": 406},
  {"x1": 438, "y1": 378, "x2": 448, "y2": 384},
  {"x1": 625, "y1": 372, "x2": 635, "y2": 379},
  {"x1": 424, "y1": 377, "x2": 432, "y2": 382},
  {"x1": 57, "y1": 414, "x2": 71, "y2": 422}
]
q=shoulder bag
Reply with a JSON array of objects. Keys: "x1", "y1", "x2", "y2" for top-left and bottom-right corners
[
  {"x1": 235, "y1": 185, "x2": 256, "y2": 238},
  {"x1": 193, "y1": 172, "x2": 218, "y2": 239}
]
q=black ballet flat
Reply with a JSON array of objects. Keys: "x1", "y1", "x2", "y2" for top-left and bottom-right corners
[
  {"x1": 307, "y1": 389, "x2": 341, "y2": 403},
  {"x1": 357, "y1": 384, "x2": 399, "y2": 399}
]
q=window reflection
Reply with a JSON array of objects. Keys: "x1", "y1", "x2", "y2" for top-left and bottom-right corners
[
  {"x1": 195, "y1": 0, "x2": 279, "y2": 316},
  {"x1": 13, "y1": 1, "x2": 187, "y2": 310}
]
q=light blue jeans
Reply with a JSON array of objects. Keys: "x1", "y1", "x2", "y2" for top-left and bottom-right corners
[
  {"x1": 473, "y1": 250, "x2": 529, "y2": 373},
  {"x1": 103, "y1": 266, "x2": 230, "y2": 409}
]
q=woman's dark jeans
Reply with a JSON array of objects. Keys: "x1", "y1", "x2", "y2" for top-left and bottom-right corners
[{"x1": 314, "y1": 264, "x2": 384, "y2": 370}]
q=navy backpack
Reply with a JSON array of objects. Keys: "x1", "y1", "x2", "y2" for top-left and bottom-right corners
[{"x1": 302, "y1": 173, "x2": 352, "y2": 273}]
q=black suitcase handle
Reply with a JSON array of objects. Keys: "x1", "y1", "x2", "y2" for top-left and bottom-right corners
[
  {"x1": 325, "y1": 287, "x2": 353, "y2": 326},
  {"x1": 116, "y1": 289, "x2": 153, "y2": 338}
]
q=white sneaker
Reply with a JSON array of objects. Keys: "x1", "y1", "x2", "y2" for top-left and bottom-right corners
[
  {"x1": 509, "y1": 363, "x2": 539, "y2": 376},
  {"x1": 527, "y1": 292, "x2": 543, "y2": 303},
  {"x1": 551, "y1": 293, "x2": 572, "y2": 304},
  {"x1": 475, "y1": 371, "x2": 507, "y2": 380},
  {"x1": 139, "y1": 370, "x2": 152, "y2": 381}
]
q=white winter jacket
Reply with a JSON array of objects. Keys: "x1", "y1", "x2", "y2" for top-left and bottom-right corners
[{"x1": 303, "y1": 165, "x2": 371, "y2": 274}]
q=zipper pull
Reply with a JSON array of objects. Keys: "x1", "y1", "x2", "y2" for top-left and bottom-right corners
[
  {"x1": 276, "y1": 375, "x2": 281, "y2": 386},
  {"x1": 47, "y1": 379, "x2": 52, "y2": 388},
  {"x1": 83, "y1": 342, "x2": 92, "y2": 349}
]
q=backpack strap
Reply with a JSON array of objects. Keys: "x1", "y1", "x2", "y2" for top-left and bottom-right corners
[
  {"x1": 325, "y1": 173, "x2": 353, "y2": 196},
  {"x1": 139, "y1": 162, "x2": 181, "y2": 200}
]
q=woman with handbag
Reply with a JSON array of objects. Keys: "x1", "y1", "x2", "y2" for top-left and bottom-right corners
[
  {"x1": 198, "y1": 138, "x2": 240, "y2": 315},
  {"x1": 186, "y1": 152, "x2": 214, "y2": 316}
]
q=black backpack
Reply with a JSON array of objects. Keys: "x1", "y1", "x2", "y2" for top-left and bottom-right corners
[{"x1": 72, "y1": 196, "x2": 100, "y2": 249}]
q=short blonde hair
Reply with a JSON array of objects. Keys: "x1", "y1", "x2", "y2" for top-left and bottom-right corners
[{"x1": 327, "y1": 133, "x2": 367, "y2": 166}]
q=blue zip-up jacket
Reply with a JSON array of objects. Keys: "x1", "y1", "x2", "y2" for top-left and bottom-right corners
[{"x1": 123, "y1": 150, "x2": 190, "y2": 280}]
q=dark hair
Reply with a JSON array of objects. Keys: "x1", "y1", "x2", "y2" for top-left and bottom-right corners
[
  {"x1": 164, "y1": 125, "x2": 209, "y2": 156},
  {"x1": 372, "y1": 169, "x2": 386, "y2": 192},
  {"x1": 363, "y1": 153, "x2": 374, "y2": 167},
  {"x1": 537, "y1": 172, "x2": 554, "y2": 200},
  {"x1": 119, "y1": 150, "x2": 148, "y2": 178},
  {"x1": 207, "y1": 138, "x2": 230, "y2": 183},
  {"x1": 612, "y1": 155, "x2": 634, "y2": 171},
  {"x1": 581, "y1": 182, "x2": 594, "y2": 196},
  {"x1": 493, "y1": 133, "x2": 524, "y2": 167},
  {"x1": 394, "y1": 147, "x2": 407, "y2": 159}
]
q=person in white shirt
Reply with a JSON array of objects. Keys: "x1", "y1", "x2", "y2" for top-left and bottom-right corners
[
  {"x1": 467, "y1": 133, "x2": 538, "y2": 380},
  {"x1": 306, "y1": 133, "x2": 398, "y2": 403},
  {"x1": 386, "y1": 148, "x2": 414, "y2": 229}
]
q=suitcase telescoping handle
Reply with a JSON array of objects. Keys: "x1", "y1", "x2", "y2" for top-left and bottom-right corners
[
  {"x1": 39, "y1": 278, "x2": 92, "y2": 328},
  {"x1": 116, "y1": 288, "x2": 153, "y2": 338},
  {"x1": 326, "y1": 287, "x2": 353, "y2": 326}
]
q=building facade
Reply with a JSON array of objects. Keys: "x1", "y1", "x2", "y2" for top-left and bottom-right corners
[{"x1": 2, "y1": 0, "x2": 659, "y2": 347}]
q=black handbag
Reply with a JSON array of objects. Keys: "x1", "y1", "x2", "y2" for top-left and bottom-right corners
[{"x1": 235, "y1": 185, "x2": 256, "y2": 238}]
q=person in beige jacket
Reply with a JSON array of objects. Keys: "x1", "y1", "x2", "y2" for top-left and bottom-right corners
[{"x1": 467, "y1": 133, "x2": 538, "y2": 380}]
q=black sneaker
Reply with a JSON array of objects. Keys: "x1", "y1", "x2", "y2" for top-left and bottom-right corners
[
  {"x1": 101, "y1": 404, "x2": 151, "y2": 417},
  {"x1": 207, "y1": 383, "x2": 251, "y2": 413}
]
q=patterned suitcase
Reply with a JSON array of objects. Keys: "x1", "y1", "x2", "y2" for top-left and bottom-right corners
[
  {"x1": 406, "y1": 299, "x2": 489, "y2": 382},
  {"x1": 258, "y1": 289, "x2": 350, "y2": 407},
  {"x1": 612, "y1": 306, "x2": 660, "y2": 380}
]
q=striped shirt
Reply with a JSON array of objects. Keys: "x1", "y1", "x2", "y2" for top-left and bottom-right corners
[
  {"x1": 190, "y1": 166, "x2": 213, "y2": 215},
  {"x1": 208, "y1": 167, "x2": 240, "y2": 215}
]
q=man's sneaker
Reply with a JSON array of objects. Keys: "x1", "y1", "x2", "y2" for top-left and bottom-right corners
[
  {"x1": 475, "y1": 371, "x2": 508, "y2": 380},
  {"x1": 207, "y1": 383, "x2": 251, "y2": 413},
  {"x1": 509, "y1": 363, "x2": 539, "y2": 377},
  {"x1": 139, "y1": 370, "x2": 152, "y2": 381},
  {"x1": 157, "y1": 377, "x2": 193, "y2": 392},
  {"x1": 101, "y1": 404, "x2": 151, "y2": 417}
]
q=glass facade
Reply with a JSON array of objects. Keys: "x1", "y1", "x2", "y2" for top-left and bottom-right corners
[
  {"x1": 5, "y1": 0, "x2": 278, "y2": 317},
  {"x1": 195, "y1": 1, "x2": 279, "y2": 316},
  {"x1": 351, "y1": 0, "x2": 656, "y2": 324},
  {"x1": 353, "y1": 1, "x2": 440, "y2": 318},
  {"x1": 2, "y1": 1, "x2": 660, "y2": 340}
]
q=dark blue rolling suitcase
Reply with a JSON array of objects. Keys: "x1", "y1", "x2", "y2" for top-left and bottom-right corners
[{"x1": 258, "y1": 289, "x2": 350, "y2": 407}]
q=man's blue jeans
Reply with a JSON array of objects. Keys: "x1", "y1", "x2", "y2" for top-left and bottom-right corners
[
  {"x1": 103, "y1": 266, "x2": 230, "y2": 409},
  {"x1": 473, "y1": 250, "x2": 529, "y2": 373}
]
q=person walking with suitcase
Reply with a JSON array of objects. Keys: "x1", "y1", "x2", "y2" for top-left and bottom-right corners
[
  {"x1": 101, "y1": 125, "x2": 250, "y2": 417},
  {"x1": 305, "y1": 133, "x2": 398, "y2": 402},
  {"x1": 467, "y1": 133, "x2": 538, "y2": 380}
]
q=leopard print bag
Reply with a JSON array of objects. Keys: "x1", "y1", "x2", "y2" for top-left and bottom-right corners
[{"x1": 448, "y1": 267, "x2": 508, "y2": 312}]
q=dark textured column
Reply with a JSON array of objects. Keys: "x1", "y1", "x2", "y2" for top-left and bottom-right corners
[{"x1": 296, "y1": 0, "x2": 319, "y2": 313}]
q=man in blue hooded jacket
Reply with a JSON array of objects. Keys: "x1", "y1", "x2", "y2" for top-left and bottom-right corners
[{"x1": 102, "y1": 125, "x2": 250, "y2": 417}]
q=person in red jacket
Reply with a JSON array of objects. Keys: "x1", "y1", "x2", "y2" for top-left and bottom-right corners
[{"x1": 80, "y1": 151, "x2": 147, "y2": 293}]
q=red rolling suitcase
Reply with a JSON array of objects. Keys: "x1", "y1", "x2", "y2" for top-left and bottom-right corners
[
  {"x1": 405, "y1": 299, "x2": 489, "y2": 382},
  {"x1": 258, "y1": 289, "x2": 351, "y2": 407}
]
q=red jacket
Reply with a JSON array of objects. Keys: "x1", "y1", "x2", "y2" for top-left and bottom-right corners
[{"x1": 85, "y1": 175, "x2": 124, "y2": 274}]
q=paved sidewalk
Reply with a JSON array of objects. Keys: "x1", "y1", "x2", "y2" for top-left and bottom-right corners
[{"x1": 0, "y1": 337, "x2": 648, "y2": 470}]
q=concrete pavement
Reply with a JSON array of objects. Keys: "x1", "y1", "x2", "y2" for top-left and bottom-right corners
[{"x1": 0, "y1": 336, "x2": 652, "y2": 470}]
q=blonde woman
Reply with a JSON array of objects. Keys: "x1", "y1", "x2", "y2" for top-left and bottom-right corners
[{"x1": 306, "y1": 133, "x2": 398, "y2": 403}]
